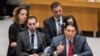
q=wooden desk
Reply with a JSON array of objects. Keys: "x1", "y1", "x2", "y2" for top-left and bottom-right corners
[{"x1": 22, "y1": 0, "x2": 100, "y2": 32}]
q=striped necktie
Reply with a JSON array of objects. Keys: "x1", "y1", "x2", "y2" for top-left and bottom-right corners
[{"x1": 57, "y1": 19, "x2": 62, "y2": 35}]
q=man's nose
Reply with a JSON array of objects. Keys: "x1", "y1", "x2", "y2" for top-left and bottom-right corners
[
  {"x1": 57, "y1": 11, "x2": 60, "y2": 15},
  {"x1": 69, "y1": 31, "x2": 72, "y2": 34}
]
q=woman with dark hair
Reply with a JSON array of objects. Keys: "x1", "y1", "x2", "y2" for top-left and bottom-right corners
[
  {"x1": 7, "y1": 5, "x2": 29, "y2": 56},
  {"x1": 64, "y1": 15, "x2": 77, "y2": 25},
  {"x1": 47, "y1": 17, "x2": 93, "y2": 56},
  {"x1": 62, "y1": 15, "x2": 82, "y2": 35}
]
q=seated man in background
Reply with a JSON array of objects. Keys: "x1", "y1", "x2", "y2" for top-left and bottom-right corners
[
  {"x1": 48, "y1": 18, "x2": 93, "y2": 56},
  {"x1": 17, "y1": 16, "x2": 46, "y2": 56}
]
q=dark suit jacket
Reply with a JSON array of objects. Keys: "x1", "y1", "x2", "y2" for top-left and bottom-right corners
[
  {"x1": 7, "y1": 22, "x2": 27, "y2": 56},
  {"x1": 44, "y1": 16, "x2": 65, "y2": 45},
  {"x1": 17, "y1": 30, "x2": 46, "y2": 56},
  {"x1": 49, "y1": 35, "x2": 93, "y2": 56}
]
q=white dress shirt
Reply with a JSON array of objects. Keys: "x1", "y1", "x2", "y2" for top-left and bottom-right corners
[
  {"x1": 54, "y1": 16, "x2": 63, "y2": 35},
  {"x1": 28, "y1": 30, "x2": 38, "y2": 49}
]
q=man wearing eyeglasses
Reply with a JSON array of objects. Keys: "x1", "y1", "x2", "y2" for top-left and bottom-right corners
[{"x1": 17, "y1": 16, "x2": 46, "y2": 56}]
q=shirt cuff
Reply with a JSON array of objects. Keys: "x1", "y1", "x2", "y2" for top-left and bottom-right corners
[
  {"x1": 54, "y1": 51, "x2": 58, "y2": 56},
  {"x1": 73, "y1": 54, "x2": 77, "y2": 56}
]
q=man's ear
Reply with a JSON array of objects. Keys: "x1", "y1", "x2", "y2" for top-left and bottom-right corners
[{"x1": 36, "y1": 22, "x2": 39, "y2": 27}]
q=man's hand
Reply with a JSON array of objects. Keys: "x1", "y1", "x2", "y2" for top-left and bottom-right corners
[
  {"x1": 56, "y1": 41, "x2": 64, "y2": 55},
  {"x1": 10, "y1": 42, "x2": 17, "y2": 47}
]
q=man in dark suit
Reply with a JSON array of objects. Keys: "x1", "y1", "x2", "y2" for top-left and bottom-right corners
[
  {"x1": 44, "y1": 2, "x2": 65, "y2": 46},
  {"x1": 17, "y1": 16, "x2": 46, "y2": 56},
  {"x1": 47, "y1": 18, "x2": 93, "y2": 56}
]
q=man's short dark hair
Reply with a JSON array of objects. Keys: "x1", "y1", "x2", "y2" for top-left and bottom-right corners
[
  {"x1": 27, "y1": 16, "x2": 37, "y2": 23},
  {"x1": 51, "y1": 2, "x2": 61, "y2": 10}
]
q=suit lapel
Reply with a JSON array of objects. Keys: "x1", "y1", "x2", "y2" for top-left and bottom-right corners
[
  {"x1": 36, "y1": 31, "x2": 41, "y2": 49},
  {"x1": 25, "y1": 31, "x2": 32, "y2": 49},
  {"x1": 59, "y1": 35, "x2": 66, "y2": 56},
  {"x1": 73, "y1": 36, "x2": 79, "y2": 54},
  {"x1": 51, "y1": 17, "x2": 57, "y2": 35},
  {"x1": 62, "y1": 37, "x2": 67, "y2": 56}
]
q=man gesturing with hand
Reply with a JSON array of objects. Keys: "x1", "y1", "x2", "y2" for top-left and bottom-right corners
[{"x1": 48, "y1": 18, "x2": 93, "y2": 56}]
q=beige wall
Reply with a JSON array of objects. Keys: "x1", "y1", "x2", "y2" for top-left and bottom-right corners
[
  {"x1": 88, "y1": 0, "x2": 100, "y2": 2},
  {"x1": 22, "y1": 0, "x2": 100, "y2": 31},
  {"x1": 96, "y1": 0, "x2": 100, "y2": 2}
]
